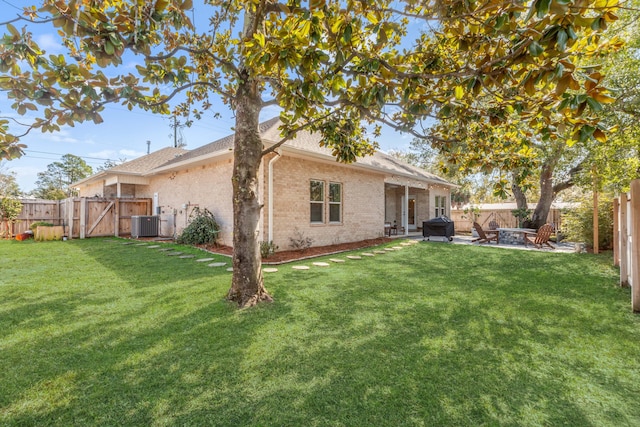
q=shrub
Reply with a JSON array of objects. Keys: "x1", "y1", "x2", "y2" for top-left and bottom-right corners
[
  {"x1": 289, "y1": 228, "x2": 313, "y2": 250},
  {"x1": 30, "y1": 221, "x2": 55, "y2": 231},
  {"x1": 260, "y1": 241, "x2": 279, "y2": 258},
  {"x1": 177, "y1": 207, "x2": 220, "y2": 245},
  {"x1": 0, "y1": 197, "x2": 22, "y2": 239},
  {"x1": 562, "y1": 194, "x2": 614, "y2": 250}
]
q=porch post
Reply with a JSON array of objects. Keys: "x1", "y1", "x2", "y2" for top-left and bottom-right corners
[
  {"x1": 404, "y1": 185, "x2": 409, "y2": 236},
  {"x1": 116, "y1": 181, "x2": 122, "y2": 198}
]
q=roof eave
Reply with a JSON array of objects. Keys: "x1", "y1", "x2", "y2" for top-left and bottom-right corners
[
  {"x1": 278, "y1": 145, "x2": 458, "y2": 188},
  {"x1": 145, "y1": 148, "x2": 234, "y2": 175}
]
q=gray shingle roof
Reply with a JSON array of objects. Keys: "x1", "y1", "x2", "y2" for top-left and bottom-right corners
[
  {"x1": 161, "y1": 117, "x2": 281, "y2": 167},
  {"x1": 109, "y1": 147, "x2": 187, "y2": 174},
  {"x1": 152, "y1": 117, "x2": 453, "y2": 186}
]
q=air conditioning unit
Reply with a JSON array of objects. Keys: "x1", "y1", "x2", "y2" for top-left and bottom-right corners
[{"x1": 131, "y1": 215, "x2": 159, "y2": 238}]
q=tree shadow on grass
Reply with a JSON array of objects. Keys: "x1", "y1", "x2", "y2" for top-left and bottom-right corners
[{"x1": 2, "y1": 240, "x2": 640, "y2": 425}]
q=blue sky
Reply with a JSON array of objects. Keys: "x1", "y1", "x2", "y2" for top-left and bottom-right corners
[{"x1": 0, "y1": 2, "x2": 416, "y2": 192}]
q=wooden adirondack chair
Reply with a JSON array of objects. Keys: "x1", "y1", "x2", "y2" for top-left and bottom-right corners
[
  {"x1": 524, "y1": 224, "x2": 555, "y2": 249},
  {"x1": 472, "y1": 222, "x2": 499, "y2": 244}
]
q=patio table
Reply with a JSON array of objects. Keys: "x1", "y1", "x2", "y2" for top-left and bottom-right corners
[{"x1": 496, "y1": 227, "x2": 537, "y2": 245}]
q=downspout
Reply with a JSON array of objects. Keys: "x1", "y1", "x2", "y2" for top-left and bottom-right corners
[{"x1": 268, "y1": 149, "x2": 282, "y2": 243}]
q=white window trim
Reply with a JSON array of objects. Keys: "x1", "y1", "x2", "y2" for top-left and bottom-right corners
[
  {"x1": 328, "y1": 182, "x2": 342, "y2": 224},
  {"x1": 310, "y1": 179, "x2": 325, "y2": 224}
]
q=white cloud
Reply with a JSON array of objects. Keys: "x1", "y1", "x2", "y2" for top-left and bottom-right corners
[
  {"x1": 36, "y1": 33, "x2": 64, "y2": 54},
  {"x1": 7, "y1": 165, "x2": 41, "y2": 192},
  {"x1": 88, "y1": 150, "x2": 117, "y2": 159}
]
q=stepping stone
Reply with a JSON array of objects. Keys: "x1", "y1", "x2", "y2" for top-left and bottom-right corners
[
  {"x1": 292, "y1": 265, "x2": 310, "y2": 270},
  {"x1": 373, "y1": 250, "x2": 387, "y2": 254},
  {"x1": 146, "y1": 245, "x2": 160, "y2": 249},
  {"x1": 329, "y1": 258, "x2": 345, "y2": 263},
  {"x1": 135, "y1": 243, "x2": 148, "y2": 246},
  {"x1": 208, "y1": 262, "x2": 227, "y2": 267},
  {"x1": 384, "y1": 248, "x2": 395, "y2": 251},
  {"x1": 226, "y1": 268, "x2": 234, "y2": 272},
  {"x1": 196, "y1": 258, "x2": 215, "y2": 262},
  {"x1": 400, "y1": 242, "x2": 412, "y2": 246},
  {"x1": 263, "y1": 268, "x2": 278, "y2": 273},
  {"x1": 361, "y1": 252, "x2": 375, "y2": 257},
  {"x1": 312, "y1": 262, "x2": 330, "y2": 267},
  {"x1": 392, "y1": 246, "x2": 403, "y2": 250},
  {"x1": 179, "y1": 255, "x2": 195, "y2": 259},
  {"x1": 166, "y1": 252, "x2": 183, "y2": 256},
  {"x1": 121, "y1": 242, "x2": 134, "y2": 245},
  {"x1": 346, "y1": 255, "x2": 362, "y2": 260},
  {"x1": 158, "y1": 248, "x2": 173, "y2": 252}
]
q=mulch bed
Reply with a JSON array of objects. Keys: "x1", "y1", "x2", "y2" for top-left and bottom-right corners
[{"x1": 196, "y1": 237, "x2": 394, "y2": 264}]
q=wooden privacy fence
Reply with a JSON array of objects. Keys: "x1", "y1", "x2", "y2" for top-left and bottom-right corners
[
  {"x1": 450, "y1": 206, "x2": 565, "y2": 233},
  {"x1": 613, "y1": 179, "x2": 640, "y2": 312},
  {"x1": 2, "y1": 197, "x2": 152, "y2": 239}
]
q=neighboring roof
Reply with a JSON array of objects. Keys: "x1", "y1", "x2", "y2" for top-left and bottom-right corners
[{"x1": 156, "y1": 117, "x2": 454, "y2": 187}]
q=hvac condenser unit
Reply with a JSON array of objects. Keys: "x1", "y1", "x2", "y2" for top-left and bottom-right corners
[{"x1": 131, "y1": 215, "x2": 159, "y2": 238}]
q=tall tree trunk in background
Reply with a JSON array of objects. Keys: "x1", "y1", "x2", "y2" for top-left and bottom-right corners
[
  {"x1": 531, "y1": 161, "x2": 555, "y2": 228},
  {"x1": 226, "y1": 74, "x2": 272, "y2": 308},
  {"x1": 512, "y1": 177, "x2": 528, "y2": 211}
]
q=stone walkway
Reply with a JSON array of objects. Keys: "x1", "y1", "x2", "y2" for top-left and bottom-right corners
[
  {"x1": 107, "y1": 238, "x2": 421, "y2": 273},
  {"x1": 108, "y1": 234, "x2": 577, "y2": 276}
]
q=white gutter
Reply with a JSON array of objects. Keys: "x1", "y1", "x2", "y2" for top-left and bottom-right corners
[{"x1": 267, "y1": 149, "x2": 282, "y2": 243}]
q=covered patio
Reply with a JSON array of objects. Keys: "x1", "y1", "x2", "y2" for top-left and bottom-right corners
[{"x1": 384, "y1": 177, "x2": 451, "y2": 236}]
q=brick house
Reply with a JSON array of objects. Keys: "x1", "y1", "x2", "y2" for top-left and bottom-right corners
[{"x1": 73, "y1": 118, "x2": 456, "y2": 249}]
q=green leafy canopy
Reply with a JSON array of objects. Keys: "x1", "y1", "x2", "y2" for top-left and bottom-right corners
[{"x1": 0, "y1": 0, "x2": 621, "y2": 167}]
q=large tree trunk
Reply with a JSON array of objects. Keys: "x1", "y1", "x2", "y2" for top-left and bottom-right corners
[
  {"x1": 226, "y1": 75, "x2": 272, "y2": 308},
  {"x1": 531, "y1": 161, "x2": 555, "y2": 229}
]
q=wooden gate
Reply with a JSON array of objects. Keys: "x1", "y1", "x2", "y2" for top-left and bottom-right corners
[{"x1": 66, "y1": 197, "x2": 152, "y2": 238}]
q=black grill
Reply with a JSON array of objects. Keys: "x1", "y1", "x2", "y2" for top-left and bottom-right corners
[{"x1": 422, "y1": 217, "x2": 455, "y2": 241}]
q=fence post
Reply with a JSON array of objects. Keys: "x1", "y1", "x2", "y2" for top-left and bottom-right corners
[
  {"x1": 620, "y1": 193, "x2": 629, "y2": 287},
  {"x1": 631, "y1": 180, "x2": 640, "y2": 312},
  {"x1": 79, "y1": 197, "x2": 87, "y2": 239},
  {"x1": 114, "y1": 198, "x2": 120, "y2": 237},
  {"x1": 67, "y1": 198, "x2": 74, "y2": 239}
]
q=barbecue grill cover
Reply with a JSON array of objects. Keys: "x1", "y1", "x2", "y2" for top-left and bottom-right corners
[{"x1": 422, "y1": 217, "x2": 455, "y2": 240}]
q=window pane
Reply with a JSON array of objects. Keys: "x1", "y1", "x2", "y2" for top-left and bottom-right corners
[
  {"x1": 329, "y1": 183, "x2": 341, "y2": 202},
  {"x1": 329, "y1": 204, "x2": 341, "y2": 222},
  {"x1": 310, "y1": 203, "x2": 323, "y2": 222},
  {"x1": 310, "y1": 180, "x2": 324, "y2": 201}
]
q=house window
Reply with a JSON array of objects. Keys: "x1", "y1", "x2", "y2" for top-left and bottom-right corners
[
  {"x1": 329, "y1": 182, "x2": 342, "y2": 223},
  {"x1": 310, "y1": 180, "x2": 324, "y2": 223},
  {"x1": 435, "y1": 195, "x2": 447, "y2": 217}
]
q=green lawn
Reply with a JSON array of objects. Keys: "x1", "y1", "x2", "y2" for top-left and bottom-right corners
[{"x1": 1, "y1": 238, "x2": 639, "y2": 426}]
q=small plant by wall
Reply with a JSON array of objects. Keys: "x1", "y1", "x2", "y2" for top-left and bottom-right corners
[
  {"x1": 289, "y1": 228, "x2": 314, "y2": 250},
  {"x1": 177, "y1": 207, "x2": 220, "y2": 245},
  {"x1": 260, "y1": 241, "x2": 278, "y2": 258}
]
